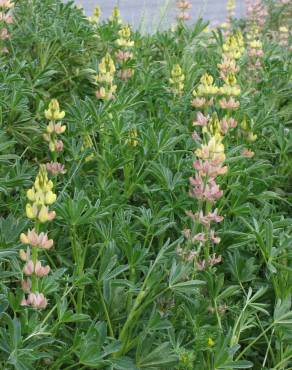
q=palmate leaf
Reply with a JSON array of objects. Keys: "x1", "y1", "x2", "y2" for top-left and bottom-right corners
[
  {"x1": 136, "y1": 342, "x2": 178, "y2": 369},
  {"x1": 75, "y1": 321, "x2": 122, "y2": 368}
]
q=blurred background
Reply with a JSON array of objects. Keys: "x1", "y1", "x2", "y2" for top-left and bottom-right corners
[{"x1": 74, "y1": 0, "x2": 246, "y2": 31}]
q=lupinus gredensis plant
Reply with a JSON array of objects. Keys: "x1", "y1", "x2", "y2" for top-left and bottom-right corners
[
  {"x1": 245, "y1": 0, "x2": 268, "y2": 77},
  {"x1": 116, "y1": 25, "x2": 135, "y2": 80},
  {"x1": 0, "y1": 0, "x2": 14, "y2": 54},
  {"x1": 95, "y1": 53, "x2": 117, "y2": 100},
  {"x1": 180, "y1": 31, "x2": 246, "y2": 269},
  {"x1": 44, "y1": 99, "x2": 66, "y2": 176},
  {"x1": 20, "y1": 165, "x2": 57, "y2": 309},
  {"x1": 176, "y1": 0, "x2": 192, "y2": 22},
  {"x1": 169, "y1": 64, "x2": 185, "y2": 96}
]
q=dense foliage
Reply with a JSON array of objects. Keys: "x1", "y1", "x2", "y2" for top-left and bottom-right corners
[{"x1": 0, "y1": 0, "x2": 291, "y2": 369}]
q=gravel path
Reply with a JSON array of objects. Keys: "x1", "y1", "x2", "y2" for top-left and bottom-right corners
[{"x1": 75, "y1": 0, "x2": 246, "y2": 31}]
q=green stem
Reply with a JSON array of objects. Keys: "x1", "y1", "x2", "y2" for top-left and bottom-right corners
[{"x1": 98, "y1": 283, "x2": 114, "y2": 337}]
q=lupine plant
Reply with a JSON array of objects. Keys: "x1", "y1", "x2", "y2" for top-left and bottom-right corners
[{"x1": 0, "y1": 0, "x2": 291, "y2": 369}]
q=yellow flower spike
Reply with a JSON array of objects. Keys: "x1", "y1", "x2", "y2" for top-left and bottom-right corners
[
  {"x1": 89, "y1": 5, "x2": 101, "y2": 23},
  {"x1": 110, "y1": 6, "x2": 122, "y2": 23},
  {"x1": 208, "y1": 338, "x2": 215, "y2": 347},
  {"x1": 227, "y1": 0, "x2": 235, "y2": 12},
  {"x1": 96, "y1": 53, "x2": 117, "y2": 101},
  {"x1": 117, "y1": 25, "x2": 134, "y2": 48}
]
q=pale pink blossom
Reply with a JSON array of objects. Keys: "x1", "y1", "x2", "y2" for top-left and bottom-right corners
[
  {"x1": 23, "y1": 260, "x2": 50, "y2": 277},
  {"x1": 193, "y1": 233, "x2": 206, "y2": 242},
  {"x1": 55, "y1": 140, "x2": 64, "y2": 152},
  {"x1": 24, "y1": 292, "x2": 48, "y2": 309},
  {"x1": 21, "y1": 279, "x2": 31, "y2": 293},
  {"x1": 193, "y1": 112, "x2": 209, "y2": 127},
  {"x1": 210, "y1": 230, "x2": 221, "y2": 244},
  {"x1": 241, "y1": 148, "x2": 255, "y2": 158},
  {"x1": 209, "y1": 253, "x2": 222, "y2": 266},
  {"x1": 0, "y1": 0, "x2": 14, "y2": 9},
  {"x1": 46, "y1": 162, "x2": 66, "y2": 176},
  {"x1": 177, "y1": 12, "x2": 191, "y2": 21},
  {"x1": 116, "y1": 50, "x2": 132, "y2": 61},
  {"x1": 118, "y1": 68, "x2": 134, "y2": 80},
  {"x1": 192, "y1": 131, "x2": 201, "y2": 142},
  {"x1": 186, "y1": 209, "x2": 224, "y2": 227},
  {"x1": 0, "y1": 28, "x2": 9, "y2": 40},
  {"x1": 176, "y1": 0, "x2": 192, "y2": 10},
  {"x1": 0, "y1": 12, "x2": 13, "y2": 23},
  {"x1": 193, "y1": 160, "x2": 228, "y2": 179},
  {"x1": 20, "y1": 229, "x2": 54, "y2": 249},
  {"x1": 23, "y1": 260, "x2": 34, "y2": 276},
  {"x1": 34, "y1": 261, "x2": 50, "y2": 277},
  {"x1": 192, "y1": 97, "x2": 206, "y2": 108},
  {"x1": 219, "y1": 97, "x2": 240, "y2": 110}
]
